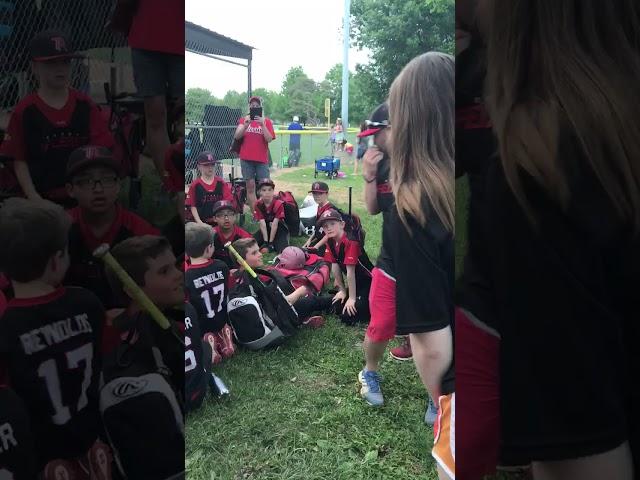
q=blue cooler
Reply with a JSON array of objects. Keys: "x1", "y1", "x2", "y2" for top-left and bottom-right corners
[{"x1": 314, "y1": 156, "x2": 340, "y2": 179}]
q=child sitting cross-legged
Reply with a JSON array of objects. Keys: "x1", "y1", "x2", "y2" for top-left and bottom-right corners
[{"x1": 253, "y1": 179, "x2": 289, "y2": 253}]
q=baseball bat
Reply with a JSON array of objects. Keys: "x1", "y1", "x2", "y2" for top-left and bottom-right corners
[{"x1": 94, "y1": 244, "x2": 171, "y2": 330}]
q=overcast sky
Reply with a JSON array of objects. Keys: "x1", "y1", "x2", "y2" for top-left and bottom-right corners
[{"x1": 185, "y1": 0, "x2": 371, "y2": 98}]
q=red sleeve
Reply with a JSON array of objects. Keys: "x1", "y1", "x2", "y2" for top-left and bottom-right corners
[
  {"x1": 237, "y1": 226, "x2": 252, "y2": 239},
  {"x1": 124, "y1": 210, "x2": 161, "y2": 236},
  {"x1": 238, "y1": 117, "x2": 245, "y2": 125},
  {"x1": 187, "y1": 180, "x2": 198, "y2": 207},
  {"x1": 89, "y1": 101, "x2": 115, "y2": 149},
  {"x1": 266, "y1": 118, "x2": 276, "y2": 139},
  {"x1": 1, "y1": 107, "x2": 25, "y2": 162},
  {"x1": 253, "y1": 201, "x2": 265, "y2": 221},
  {"x1": 324, "y1": 243, "x2": 336, "y2": 264},
  {"x1": 223, "y1": 181, "x2": 233, "y2": 202},
  {"x1": 343, "y1": 239, "x2": 361, "y2": 266},
  {"x1": 274, "y1": 200, "x2": 285, "y2": 220}
]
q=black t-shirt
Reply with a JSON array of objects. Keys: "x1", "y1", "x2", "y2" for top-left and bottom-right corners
[
  {"x1": 185, "y1": 259, "x2": 230, "y2": 334},
  {"x1": 375, "y1": 155, "x2": 395, "y2": 276},
  {"x1": 184, "y1": 302, "x2": 207, "y2": 405},
  {"x1": 0, "y1": 287, "x2": 105, "y2": 467},
  {"x1": 0, "y1": 386, "x2": 36, "y2": 479},
  {"x1": 65, "y1": 205, "x2": 159, "y2": 308},
  {"x1": 384, "y1": 205, "x2": 455, "y2": 395},
  {"x1": 187, "y1": 178, "x2": 233, "y2": 222}
]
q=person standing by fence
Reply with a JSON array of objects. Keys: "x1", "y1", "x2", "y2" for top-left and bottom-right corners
[
  {"x1": 287, "y1": 115, "x2": 303, "y2": 167},
  {"x1": 234, "y1": 96, "x2": 275, "y2": 211}
]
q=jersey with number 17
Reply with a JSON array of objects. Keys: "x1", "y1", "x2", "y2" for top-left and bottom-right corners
[
  {"x1": 185, "y1": 259, "x2": 230, "y2": 334},
  {"x1": 0, "y1": 287, "x2": 104, "y2": 467}
]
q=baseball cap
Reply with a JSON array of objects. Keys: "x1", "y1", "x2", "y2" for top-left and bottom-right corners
[
  {"x1": 257, "y1": 178, "x2": 275, "y2": 190},
  {"x1": 316, "y1": 208, "x2": 343, "y2": 226},
  {"x1": 66, "y1": 146, "x2": 119, "y2": 180},
  {"x1": 293, "y1": 115, "x2": 299, "y2": 122},
  {"x1": 309, "y1": 181, "x2": 329, "y2": 194},
  {"x1": 196, "y1": 151, "x2": 219, "y2": 165},
  {"x1": 249, "y1": 95, "x2": 261, "y2": 104},
  {"x1": 29, "y1": 30, "x2": 84, "y2": 62},
  {"x1": 357, "y1": 103, "x2": 389, "y2": 138},
  {"x1": 212, "y1": 200, "x2": 236, "y2": 216},
  {"x1": 278, "y1": 246, "x2": 306, "y2": 270}
]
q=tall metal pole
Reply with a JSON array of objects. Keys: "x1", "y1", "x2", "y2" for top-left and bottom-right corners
[{"x1": 341, "y1": 0, "x2": 350, "y2": 128}]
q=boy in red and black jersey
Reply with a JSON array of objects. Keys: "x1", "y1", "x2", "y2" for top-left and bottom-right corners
[
  {"x1": 184, "y1": 223, "x2": 234, "y2": 365},
  {"x1": 319, "y1": 209, "x2": 373, "y2": 325},
  {"x1": 210, "y1": 200, "x2": 252, "y2": 268},
  {"x1": 0, "y1": 31, "x2": 113, "y2": 208},
  {"x1": 0, "y1": 198, "x2": 110, "y2": 475},
  {"x1": 302, "y1": 181, "x2": 335, "y2": 256},
  {"x1": 0, "y1": 385, "x2": 36, "y2": 479},
  {"x1": 253, "y1": 178, "x2": 289, "y2": 253},
  {"x1": 64, "y1": 146, "x2": 159, "y2": 308},
  {"x1": 187, "y1": 151, "x2": 233, "y2": 225}
]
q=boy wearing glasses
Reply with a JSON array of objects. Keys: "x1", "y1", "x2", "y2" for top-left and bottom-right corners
[
  {"x1": 210, "y1": 200, "x2": 252, "y2": 268},
  {"x1": 64, "y1": 146, "x2": 159, "y2": 307},
  {"x1": 0, "y1": 31, "x2": 113, "y2": 208}
]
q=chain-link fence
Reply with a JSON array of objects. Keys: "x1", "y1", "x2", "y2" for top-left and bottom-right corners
[{"x1": 0, "y1": 0, "x2": 130, "y2": 110}]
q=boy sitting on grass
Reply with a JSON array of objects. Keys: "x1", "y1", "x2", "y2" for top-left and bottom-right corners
[
  {"x1": 188, "y1": 151, "x2": 233, "y2": 226},
  {"x1": 185, "y1": 222, "x2": 234, "y2": 365},
  {"x1": 0, "y1": 198, "x2": 112, "y2": 477},
  {"x1": 302, "y1": 181, "x2": 335, "y2": 255},
  {"x1": 64, "y1": 146, "x2": 159, "y2": 308},
  {"x1": 210, "y1": 200, "x2": 252, "y2": 268},
  {"x1": 231, "y1": 238, "x2": 332, "y2": 328},
  {"x1": 253, "y1": 178, "x2": 289, "y2": 253},
  {"x1": 318, "y1": 209, "x2": 374, "y2": 325},
  {"x1": 0, "y1": 30, "x2": 113, "y2": 208}
]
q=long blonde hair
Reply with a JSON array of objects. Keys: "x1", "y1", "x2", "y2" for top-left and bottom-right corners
[
  {"x1": 389, "y1": 52, "x2": 455, "y2": 233},
  {"x1": 485, "y1": 0, "x2": 640, "y2": 232}
]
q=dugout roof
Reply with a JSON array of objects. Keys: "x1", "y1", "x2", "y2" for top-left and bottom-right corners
[{"x1": 185, "y1": 21, "x2": 254, "y2": 61}]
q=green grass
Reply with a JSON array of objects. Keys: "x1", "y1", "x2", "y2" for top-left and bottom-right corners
[
  {"x1": 186, "y1": 167, "x2": 436, "y2": 480},
  {"x1": 268, "y1": 133, "x2": 360, "y2": 168}
]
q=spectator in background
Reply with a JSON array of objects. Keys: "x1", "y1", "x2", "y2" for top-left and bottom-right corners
[
  {"x1": 127, "y1": 0, "x2": 184, "y2": 177},
  {"x1": 287, "y1": 115, "x2": 303, "y2": 167},
  {"x1": 334, "y1": 118, "x2": 345, "y2": 152},
  {"x1": 234, "y1": 96, "x2": 276, "y2": 211}
]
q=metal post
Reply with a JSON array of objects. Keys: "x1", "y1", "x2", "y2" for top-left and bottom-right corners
[
  {"x1": 341, "y1": 0, "x2": 351, "y2": 128},
  {"x1": 247, "y1": 58, "x2": 252, "y2": 99}
]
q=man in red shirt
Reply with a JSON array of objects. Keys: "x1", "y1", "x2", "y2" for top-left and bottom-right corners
[
  {"x1": 127, "y1": 0, "x2": 184, "y2": 177},
  {"x1": 233, "y1": 96, "x2": 276, "y2": 211}
]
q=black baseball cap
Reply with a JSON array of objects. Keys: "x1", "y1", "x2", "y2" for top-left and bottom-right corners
[
  {"x1": 316, "y1": 208, "x2": 343, "y2": 226},
  {"x1": 212, "y1": 200, "x2": 236, "y2": 216},
  {"x1": 309, "y1": 181, "x2": 329, "y2": 193},
  {"x1": 357, "y1": 103, "x2": 389, "y2": 138},
  {"x1": 66, "y1": 146, "x2": 119, "y2": 180},
  {"x1": 249, "y1": 96, "x2": 262, "y2": 105},
  {"x1": 257, "y1": 178, "x2": 275, "y2": 190},
  {"x1": 29, "y1": 30, "x2": 84, "y2": 62},
  {"x1": 196, "y1": 151, "x2": 219, "y2": 165}
]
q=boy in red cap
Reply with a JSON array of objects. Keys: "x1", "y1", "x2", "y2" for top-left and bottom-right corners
[
  {"x1": 64, "y1": 146, "x2": 159, "y2": 308},
  {"x1": 302, "y1": 181, "x2": 335, "y2": 255},
  {"x1": 210, "y1": 200, "x2": 252, "y2": 268},
  {"x1": 0, "y1": 30, "x2": 113, "y2": 207},
  {"x1": 318, "y1": 208, "x2": 374, "y2": 326},
  {"x1": 187, "y1": 151, "x2": 233, "y2": 226},
  {"x1": 253, "y1": 178, "x2": 289, "y2": 253}
]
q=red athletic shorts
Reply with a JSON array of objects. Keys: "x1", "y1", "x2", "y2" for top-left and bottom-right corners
[
  {"x1": 455, "y1": 307, "x2": 500, "y2": 479},
  {"x1": 366, "y1": 268, "x2": 396, "y2": 342}
]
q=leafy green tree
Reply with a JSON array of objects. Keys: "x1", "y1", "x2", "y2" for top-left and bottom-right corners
[{"x1": 185, "y1": 88, "x2": 217, "y2": 124}]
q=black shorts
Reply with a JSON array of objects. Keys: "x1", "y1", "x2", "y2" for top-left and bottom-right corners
[{"x1": 131, "y1": 48, "x2": 184, "y2": 98}]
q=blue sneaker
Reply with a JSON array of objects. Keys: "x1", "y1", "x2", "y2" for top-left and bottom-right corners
[
  {"x1": 358, "y1": 369, "x2": 383, "y2": 406},
  {"x1": 425, "y1": 397, "x2": 438, "y2": 426}
]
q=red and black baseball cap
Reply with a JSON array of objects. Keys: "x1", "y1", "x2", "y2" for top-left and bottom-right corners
[
  {"x1": 257, "y1": 178, "x2": 275, "y2": 190},
  {"x1": 249, "y1": 95, "x2": 262, "y2": 104},
  {"x1": 196, "y1": 151, "x2": 219, "y2": 165},
  {"x1": 309, "y1": 181, "x2": 329, "y2": 194},
  {"x1": 212, "y1": 200, "x2": 236, "y2": 216},
  {"x1": 29, "y1": 30, "x2": 84, "y2": 62},
  {"x1": 316, "y1": 208, "x2": 343, "y2": 226},
  {"x1": 66, "y1": 146, "x2": 119, "y2": 180},
  {"x1": 357, "y1": 103, "x2": 389, "y2": 138}
]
